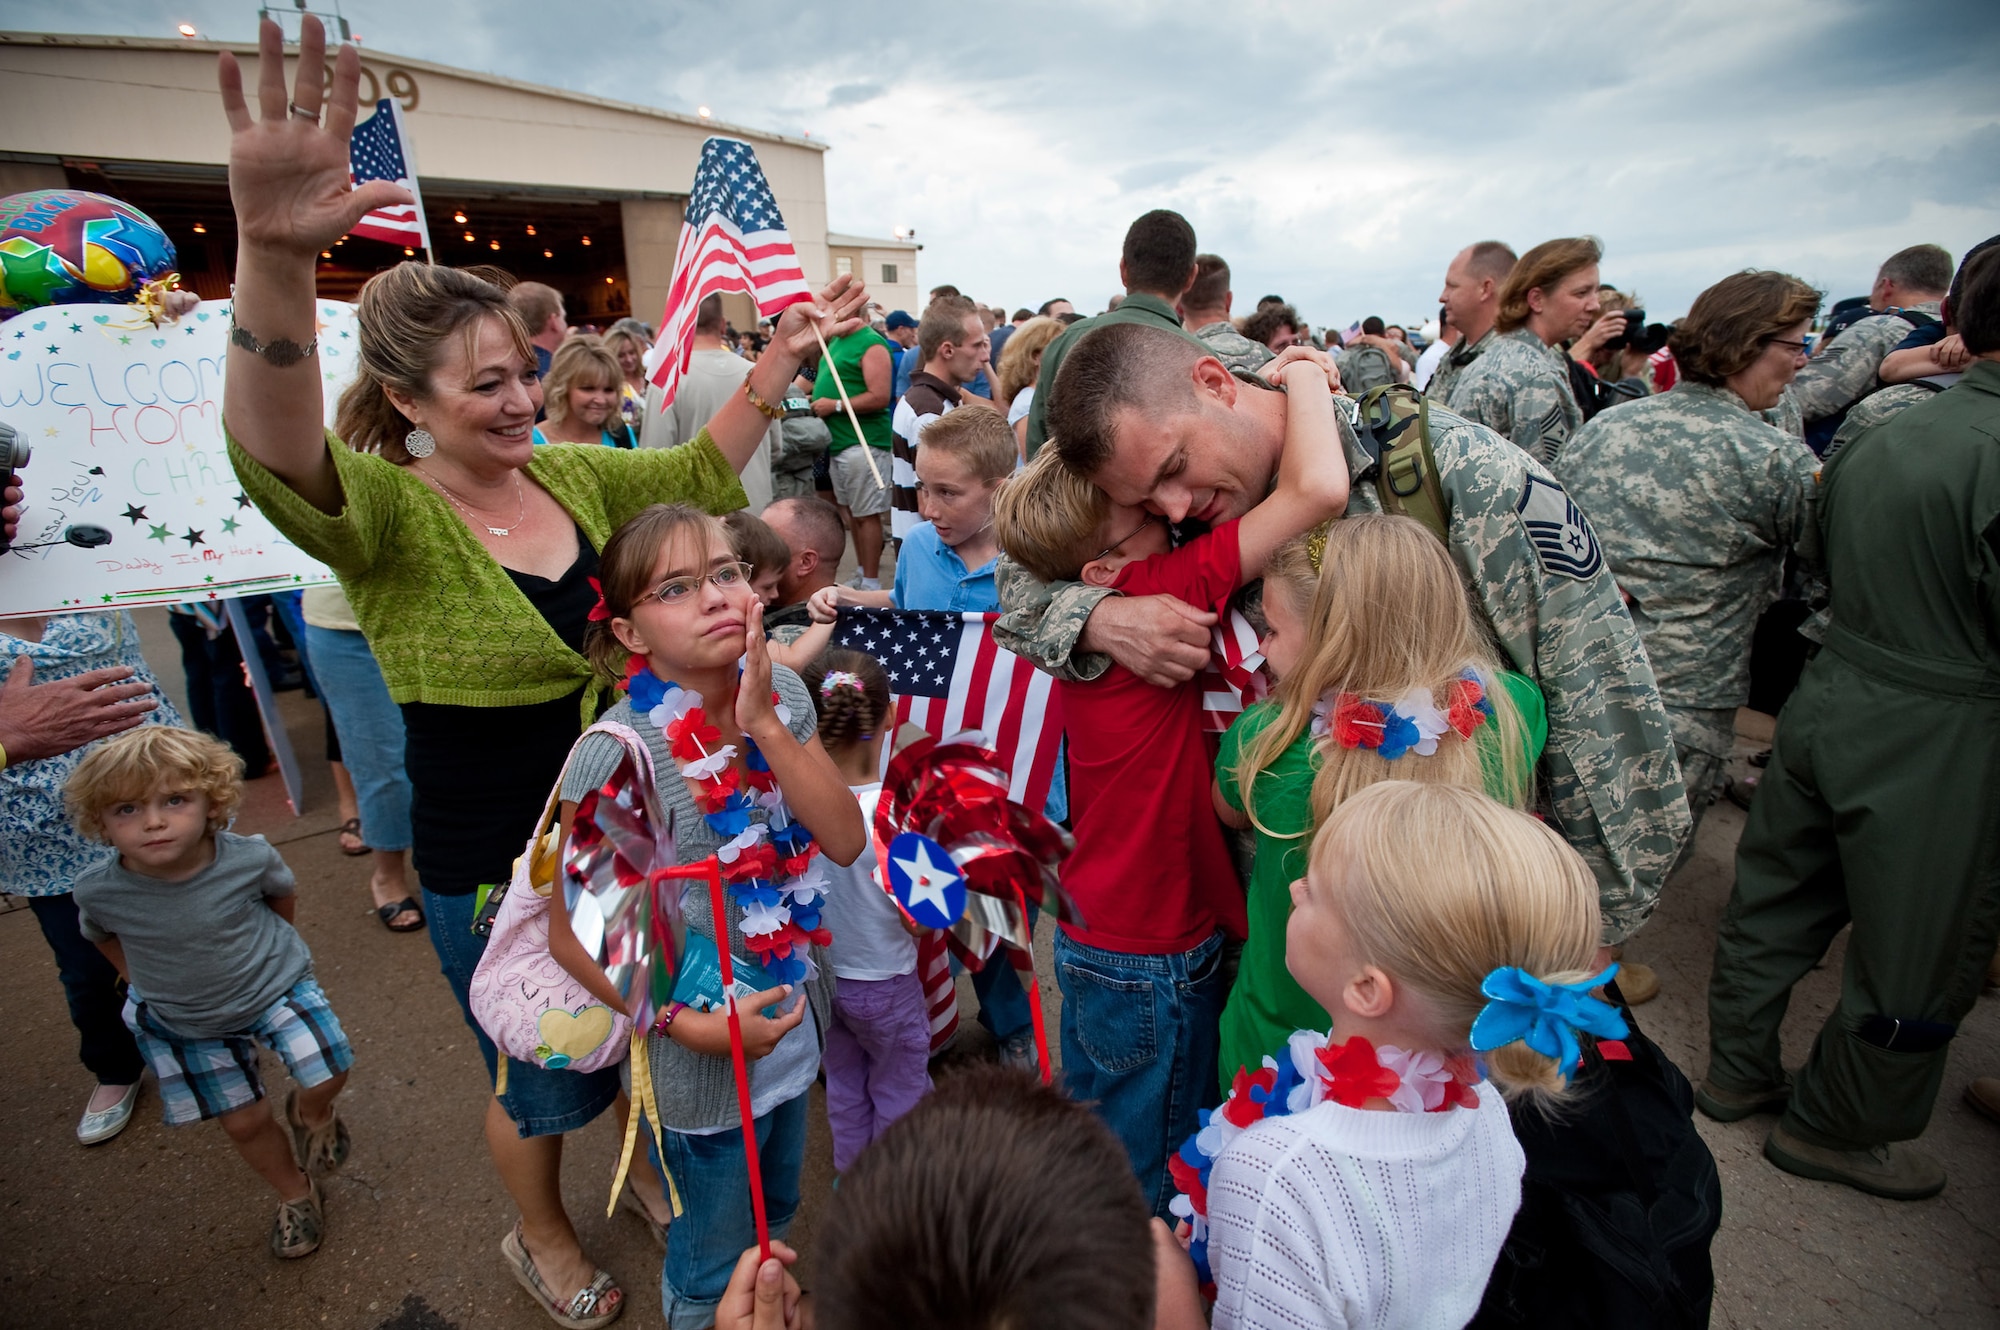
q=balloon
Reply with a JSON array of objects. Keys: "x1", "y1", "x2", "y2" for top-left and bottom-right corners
[{"x1": 0, "y1": 190, "x2": 178, "y2": 311}]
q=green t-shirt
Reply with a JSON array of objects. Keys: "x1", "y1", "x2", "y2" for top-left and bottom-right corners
[
  {"x1": 812, "y1": 327, "x2": 893, "y2": 453},
  {"x1": 1212, "y1": 672, "x2": 1548, "y2": 1092}
]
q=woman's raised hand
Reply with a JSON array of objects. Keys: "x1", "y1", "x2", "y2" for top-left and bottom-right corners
[
  {"x1": 218, "y1": 16, "x2": 413, "y2": 258},
  {"x1": 767, "y1": 274, "x2": 872, "y2": 367}
]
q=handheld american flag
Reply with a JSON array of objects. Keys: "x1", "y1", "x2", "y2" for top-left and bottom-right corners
[
  {"x1": 834, "y1": 608, "x2": 1067, "y2": 1053},
  {"x1": 645, "y1": 137, "x2": 814, "y2": 406},
  {"x1": 347, "y1": 98, "x2": 431, "y2": 253}
]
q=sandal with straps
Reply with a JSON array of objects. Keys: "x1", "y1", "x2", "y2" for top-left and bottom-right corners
[
  {"x1": 335, "y1": 818, "x2": 369, "y2": 856},
  {"x1": 501, "y1": 1222, "x2": 623, "y2": 1329}
]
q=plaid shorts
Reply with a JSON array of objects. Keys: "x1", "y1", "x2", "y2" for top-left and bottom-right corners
[{"x1": 124, "y1": 975, "x2": 354, "y2": 1126}]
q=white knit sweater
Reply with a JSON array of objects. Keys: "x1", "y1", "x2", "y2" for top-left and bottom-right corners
[{"x1": 1206, "y1": 1081, "x2": 1525, "y2": 1330}]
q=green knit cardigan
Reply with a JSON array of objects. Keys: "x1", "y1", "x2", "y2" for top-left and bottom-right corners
[{"x1": 229, "y1": 429, "x2": 747, "y2": 711}]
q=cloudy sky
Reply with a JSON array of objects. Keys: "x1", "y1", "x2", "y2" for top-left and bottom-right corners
[{"x1": 10, "y1": 0, "x2": 1998, "y2": 326}]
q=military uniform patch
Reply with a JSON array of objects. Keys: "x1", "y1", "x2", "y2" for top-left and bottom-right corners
[{"x1": 1516, "y1": 473, "x2": 1603, "y2": 579}]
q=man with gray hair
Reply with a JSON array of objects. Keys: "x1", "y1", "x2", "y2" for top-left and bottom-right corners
[{"x1": 1793, "y1": 243, "x2": 1952, "y2": 439}]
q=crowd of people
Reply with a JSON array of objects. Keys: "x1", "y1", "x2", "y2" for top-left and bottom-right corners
[{"x1": 3, "y1": 19, "x2": 1997, "y2": 1330}]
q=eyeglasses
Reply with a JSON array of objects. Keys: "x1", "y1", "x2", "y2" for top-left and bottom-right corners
[
  {"x1": 642, "y1": 561, "x2": 752, "y2": 607},
  {"x1": 1092, "y1": 514, "x2": 1159, "y2": 564},
  {"x1": 1766, "y1": 338, "x2": 1810, "y2": 355}
]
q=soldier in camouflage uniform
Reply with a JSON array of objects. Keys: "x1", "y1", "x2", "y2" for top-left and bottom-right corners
[
  {"x1": 1443, "y1": 237, "x2": 1605, "y2": 466},
  {"x1": 996, "y1": 322, "x2": 1690, "y2": 948},
  {"x1": 1192, "y1": 321, "x2": 1276, "y2": 376},
  {"x1": 1825, "y1": 381, "x2": 1945, "y2": 457},
  {"x1": 1182, "y1": 257, "x2": 1276, "y2": 376},
  {"x1": 1791, "y1": 243, "x2": 1951, "y2": 427},
  {"x1": 1426, "y1": 240, "x2": 1518, "y2": 406},
  {"x1": 1558, "y1": 271, "x2": 1824, "y2": 848}
]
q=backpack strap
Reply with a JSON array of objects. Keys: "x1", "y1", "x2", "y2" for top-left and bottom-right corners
[{"x1": 1356, "y1": 384, "x2": 1451, "y2": 547}]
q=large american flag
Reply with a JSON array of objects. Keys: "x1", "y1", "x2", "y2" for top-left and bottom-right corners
[
  {"x1": 347, "y1": 98, "x2": 430, "y2": 253},
  {"x1": 833, "y1": 607, "x2": 1067, "y2": 1053},
  {"x1": 644, "y1": 137, "x2": 814, "y2": 406}
]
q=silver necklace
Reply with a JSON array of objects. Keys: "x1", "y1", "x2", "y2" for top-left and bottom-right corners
[{"x1": 419, "y1": 467, "x2": 527, "y2": 537}]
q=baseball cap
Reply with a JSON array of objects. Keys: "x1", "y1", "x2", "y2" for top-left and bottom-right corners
[{"x1": 885, "y1": 310, "x2": 918, "y2": 330}]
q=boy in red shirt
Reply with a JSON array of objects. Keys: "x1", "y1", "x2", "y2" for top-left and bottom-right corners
[{"x1": 991, "y1": 361, "x2": 1346, "y2": 1214}]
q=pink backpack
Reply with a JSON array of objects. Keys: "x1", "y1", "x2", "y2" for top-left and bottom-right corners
[{"x1": 469, "y1": 720, "x2": 656, "y2": 1077}]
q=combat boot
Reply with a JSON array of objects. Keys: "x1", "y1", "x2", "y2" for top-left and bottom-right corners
[{"x1": 1763, "y1": 1121, "x2": 1945, "y2": 1200}]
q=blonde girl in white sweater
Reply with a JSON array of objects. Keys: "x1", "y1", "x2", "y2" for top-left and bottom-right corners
[{"x1": 1163, "y1": 780, "x2": 1623, "y2": 1330}]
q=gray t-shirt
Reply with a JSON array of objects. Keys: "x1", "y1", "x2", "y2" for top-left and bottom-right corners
[
  {"x1": 74, "y1": 831, "x2": 311, "y2": 1039},
  {"x1": 561, "y1": 664, "x2": 834, "y2": 1132}
]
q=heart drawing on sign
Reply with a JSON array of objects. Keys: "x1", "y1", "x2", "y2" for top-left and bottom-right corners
[
  {"x1": 150, "y1": 338, "x2": 166, "y2": 348},
  {"x1": 92, "y1": 315, "x2": 110, "y2": 325}
]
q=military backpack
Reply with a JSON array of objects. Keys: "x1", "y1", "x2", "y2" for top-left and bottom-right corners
[{"x1": 1348, "y1": 383, "x2": 1452, "y2": 546}]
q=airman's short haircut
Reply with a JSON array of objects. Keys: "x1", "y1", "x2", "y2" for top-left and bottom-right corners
[
  {"x1": 1955, "y1": 245, "x2": 2000, "y2": 355},
  {"x1": 1464, "y1": 240, "x2": 1519, "y2": 284},
  {"x1": 761, "y1": 496, "x2": 847, "y2": 564},
  {"x1": 1120, "y1": 210, "x2": 1198, "y2": 298},
  {"x1": 1497, "y1": 237, "x2": 1602, "y2": 332},
  {"x1": 1878, "y1": 244, "x2": 1953, "y2": 297},
  {"x1": 1184, "y1": 254, "x2": 1233, "y2": 311},
  {"x1": 992, "y1": 446, "x2": 1111, "y2": 585},
  {"x1": 1046, "y1": 322, "x2": 1208, "y2": 475}
]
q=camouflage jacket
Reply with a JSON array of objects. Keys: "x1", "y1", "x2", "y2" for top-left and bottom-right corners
[
  {"x1": 996, "y1": 402, "x2": 1690, "y2": 943},
  {"x1": 1761, "y1": 384, "x2": 1804, "y2": 440},
  {"x1": 1192, "y1": 321, "x2": 1277, "y2": 376},
  {"x1": 1824, "y1": 379, "x2": 1952, "y2": 459},
  {"x1": 1557, "y1": 381, "x2": 1821, "y2": 717},
  {"x1": 1791, "y1": 301, "x2": 1942, "y2": 423},
  {"x1": 1422, "y1": 326, "x2": 1495, "y2": 405},
  {"x1": 1443, "y1": 327, "x2": 1583, "y2": 467}
]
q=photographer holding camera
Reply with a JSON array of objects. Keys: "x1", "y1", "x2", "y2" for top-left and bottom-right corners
[{"x1": 1568, "y1": 289, "x2": 1670, "y2": 420}]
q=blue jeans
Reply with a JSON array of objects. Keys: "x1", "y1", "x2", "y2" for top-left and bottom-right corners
[
  {"x1": 658, "y1": 1090, "x2": 808, "y2": 1329},
  {"x1": 31, "y1": 893, "x2": 145, "y2": 1086},
  {"x1": 1055, "y1": 929, "x2": 1226, "y2": 1219},
  {"x1": 972, "y1": 902, "x2": 1039, "y2": 1041},
  {"x1": 304, "y1": 624, "x2": 414, "y2": 851},
  {"x1": 422, "y1": 887, "x2": 619, "y2": 1138}
]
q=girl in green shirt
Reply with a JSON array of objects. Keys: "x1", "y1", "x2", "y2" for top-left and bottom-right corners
[{"x1": 1212, "y1": 515, "x2": 1548, "y2": 1091}]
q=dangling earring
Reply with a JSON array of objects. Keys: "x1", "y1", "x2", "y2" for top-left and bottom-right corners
[{"x1": 404, "y1": 427, "x2": 436, "y2": 458}]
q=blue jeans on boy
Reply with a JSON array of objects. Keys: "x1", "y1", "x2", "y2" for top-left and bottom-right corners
[
  {"x1": 1055, "y1": 928, "x2": 1226, "y2": 1219},
  {"x1": 657, "y1": 1089, "x2": 809, "y2": 1329}
]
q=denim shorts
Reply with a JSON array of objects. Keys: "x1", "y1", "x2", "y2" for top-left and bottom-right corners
[
  {"x1": 424, "y1": 887, "x2": 620, "y2": 1138},
  {"x1": 126, "y1": 974, "x2": 353, "y2": 1126}
]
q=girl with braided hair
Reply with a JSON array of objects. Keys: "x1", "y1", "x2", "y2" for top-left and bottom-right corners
[{"x1": 798, "y1": 649, "x2": 935, "y2": 1171}]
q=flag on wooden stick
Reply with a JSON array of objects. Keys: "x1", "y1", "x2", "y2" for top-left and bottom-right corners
[{"x1": 347, "y1": 98, "x2": 430, "y2": 254}]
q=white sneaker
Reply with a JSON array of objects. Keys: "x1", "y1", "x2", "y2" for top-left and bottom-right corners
[{"x1": 77, "y1": 1082, "x2": 141, "y2": 1146}]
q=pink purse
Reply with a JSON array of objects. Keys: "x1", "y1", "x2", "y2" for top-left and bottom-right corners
[{"x1": 469, "y1": 720, "x2": 655, "y2": 1077}]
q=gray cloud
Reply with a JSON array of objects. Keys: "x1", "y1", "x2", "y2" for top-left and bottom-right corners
[{"x1": 11, "y1": 0, "x2": 1998, "y2": 322}]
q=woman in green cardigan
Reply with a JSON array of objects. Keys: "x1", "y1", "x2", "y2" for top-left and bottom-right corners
[{"x1": 217, "y1": 20, "x2": 868, "y2": 1325}]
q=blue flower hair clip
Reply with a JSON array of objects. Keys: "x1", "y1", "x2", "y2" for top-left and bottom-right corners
[{"x1": 1469, "y1": 964, "x2": 1630, "y2": 1077}]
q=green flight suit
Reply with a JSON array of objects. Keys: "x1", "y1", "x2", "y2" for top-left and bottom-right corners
[
  {"x1": 1706, "y1": 359, "x2": 2000, "y2": 1151},
  {"x1": 1023, "y1": 293, "x2": 1206, "y2": 457}
]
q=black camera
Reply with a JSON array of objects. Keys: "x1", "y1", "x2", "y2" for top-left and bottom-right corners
[{"x1": 1606, "y1": 309, "x2": 1670, "y2": 356}]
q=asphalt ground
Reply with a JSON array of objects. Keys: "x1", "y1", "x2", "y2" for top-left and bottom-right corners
[{"x1": 1, "y1": 611, "x2": 1995, "y2": 1328}]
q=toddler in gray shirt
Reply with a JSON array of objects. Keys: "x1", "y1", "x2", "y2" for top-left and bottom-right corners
[{"x1": 66, "y1": 726, "x2": 355, "y2": 1261}]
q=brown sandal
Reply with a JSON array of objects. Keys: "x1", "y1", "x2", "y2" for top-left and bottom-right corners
[
  {"x1": 501, "y1": 1222, "x2": 623, "y2": 1329},
  {"x1": 336, "y1": 817, "x2": 369, "y2": 856}
]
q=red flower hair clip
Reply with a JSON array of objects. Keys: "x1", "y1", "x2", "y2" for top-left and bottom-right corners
[{"x1": 587, "y1": 575, "x2": 613, "y2": 623}]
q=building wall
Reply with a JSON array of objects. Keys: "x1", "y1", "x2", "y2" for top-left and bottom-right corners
[{"x1": 0, "y1": 34, "x2": 834, "y2": 311}]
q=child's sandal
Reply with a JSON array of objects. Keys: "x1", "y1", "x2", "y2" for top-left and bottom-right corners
[
  {"x1": 502, "y1": 1222, "x2": 624, "y2": 1329},
  {"x1": 283, "y1": 1089, "x2": 351, "y2": 1178}
]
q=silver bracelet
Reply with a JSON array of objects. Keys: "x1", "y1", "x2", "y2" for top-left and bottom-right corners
[{"x1": 228, "y1": 313, "x2": 318, "y2": 367}]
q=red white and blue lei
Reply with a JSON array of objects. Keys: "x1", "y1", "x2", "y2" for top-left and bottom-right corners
[
  {"x1": 627, "y1": 661, "x2": 827, "y2": 991},
  {"x1": 1310, "y1": 668, "x2": 1496, "y2": 760},
  {"x1": 1168, "y1": 1032, "x2": 1480, "y2": 1292}
]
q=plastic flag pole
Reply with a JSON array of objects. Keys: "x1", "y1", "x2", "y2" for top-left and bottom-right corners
[{"x1": 810, "y1": 318, "x2": 886, "y2": 491}]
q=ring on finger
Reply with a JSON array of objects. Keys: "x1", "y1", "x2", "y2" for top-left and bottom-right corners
[{"x1": 287, "y1": 102, "x2": 320, "y2": 122}]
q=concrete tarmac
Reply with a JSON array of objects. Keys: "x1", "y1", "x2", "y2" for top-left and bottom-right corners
[{"x1": 2, "y1": 618, "x2": 1994, "y2": 1328}]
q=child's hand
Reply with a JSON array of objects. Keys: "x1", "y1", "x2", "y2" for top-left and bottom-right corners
[
  {"x1": 1258, "y1": 344, "x2": 1343, "y2": 394},
  {"x1": 736, "y1": 599, "x2": 781, "y2": 739},
  {"x1": 1152, "y1": 1218, "x2": 1208, "y2": 1330},
  {"x1": 737, "y1": 984, "x2": 808, "y2": 1059},
  {"x1": 807, "y1": 585, "x2": 841, "y2": 625},
  {"x1": 714, "y1": 1240, "x2": 804, "y2": 1330}
]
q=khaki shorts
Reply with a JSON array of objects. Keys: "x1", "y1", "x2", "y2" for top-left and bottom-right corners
[{"x1": 830, "y1": 445, "x2": 892, "y2": 518}]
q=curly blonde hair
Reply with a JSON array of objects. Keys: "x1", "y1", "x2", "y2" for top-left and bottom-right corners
[{"x1": 64, "y1": 727, "x2": 243, "y2": 843}]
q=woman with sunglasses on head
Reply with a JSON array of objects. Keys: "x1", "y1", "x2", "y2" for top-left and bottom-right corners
[{"x1": 214, "y1": 18, "x2": 867, "y2": 1325}]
